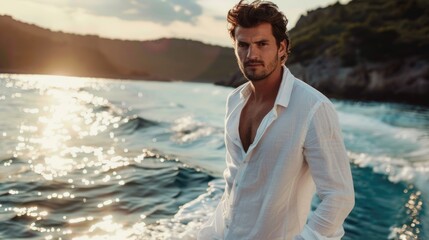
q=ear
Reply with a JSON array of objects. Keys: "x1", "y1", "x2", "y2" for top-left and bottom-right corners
[{"x1": 278, "y1": 39, "x2": 288, "y2": 63}]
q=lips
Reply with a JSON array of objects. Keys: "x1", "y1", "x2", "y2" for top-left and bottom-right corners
[{"x1": 245, "y1": 61, "x2": 264, "y2": 67}]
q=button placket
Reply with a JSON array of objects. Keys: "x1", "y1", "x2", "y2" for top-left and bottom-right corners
[
  {"x1": 231, "y1": 152, "x2": 251, "y2": 209},
  {"x1": 247, "y1": 111, "x2": 277, "y2": 154}
]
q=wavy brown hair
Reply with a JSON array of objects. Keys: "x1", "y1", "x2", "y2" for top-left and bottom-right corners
[{"x1": 227, "y1": 0, "x2": 291, "y2": 57}]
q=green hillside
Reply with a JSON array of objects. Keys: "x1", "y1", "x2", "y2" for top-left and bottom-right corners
[{"x1": 289, "y1": 0, "x2": 429, "y2": 66}]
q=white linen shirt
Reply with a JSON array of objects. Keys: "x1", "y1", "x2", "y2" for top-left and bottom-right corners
[{"x1": 198, "y1": 67, "x2": 355, "y2": 240}]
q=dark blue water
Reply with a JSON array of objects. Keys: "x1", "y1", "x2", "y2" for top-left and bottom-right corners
[{"x1": 0, "y1": 74, "x2": 428, "y2": 240}]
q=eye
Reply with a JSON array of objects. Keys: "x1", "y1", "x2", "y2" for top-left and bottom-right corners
[
  {"x1": 237, "y1": 42, "x2": 248, "y2": 48},
  {"x1": 257, "y1": 42, "x2": 268, "y2": 47}
]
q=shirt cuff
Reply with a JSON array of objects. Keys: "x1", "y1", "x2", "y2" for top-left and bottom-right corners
[{"x1": 295, "y1": 225, "x2": 344, "y2": 240}]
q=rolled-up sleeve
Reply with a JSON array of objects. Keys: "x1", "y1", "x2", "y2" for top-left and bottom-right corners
[{"x1": 298, "y1": 102, "x2": 355, "y2": 239}]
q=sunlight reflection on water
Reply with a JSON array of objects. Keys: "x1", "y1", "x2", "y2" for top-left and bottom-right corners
[
  {"x1": 3, "y1": 74, "x2": 428, "y2": 239},
  {"x1": 2, "y1": 75, "x2": 139, "y2": 239}
]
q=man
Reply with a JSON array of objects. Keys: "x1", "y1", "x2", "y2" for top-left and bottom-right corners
[{"x1": 198, "y1": 1, "x2": 354, "y2": 239}]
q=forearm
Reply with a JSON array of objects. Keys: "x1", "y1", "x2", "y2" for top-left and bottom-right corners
[
  {"x1": 308, "y1": 192, "x2": 355, "y2": 236},
  {"x1": 302, "y1": 101, "x2": 355, "y2": 238}
]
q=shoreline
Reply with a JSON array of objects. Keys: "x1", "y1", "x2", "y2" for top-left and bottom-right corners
[{"x1": 2, "y1": 70, "x2": 428, "y2": 107}]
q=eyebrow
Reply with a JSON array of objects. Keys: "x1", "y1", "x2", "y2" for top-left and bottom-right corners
[
  {"x1": 255, "y1": 40, "x2": 269, "y2": 44},
  {"x1": 237, "y1": 39, "x2": 270, "y2": 44}
]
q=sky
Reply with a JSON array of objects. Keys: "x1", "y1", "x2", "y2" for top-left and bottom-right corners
[{"x1": 0, "y1": 0, "x2": 350, "y2": 47}]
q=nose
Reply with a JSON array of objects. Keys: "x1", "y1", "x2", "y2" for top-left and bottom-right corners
[{"x1": 246, "y1": 44, "x2": 258, "y2": 60}]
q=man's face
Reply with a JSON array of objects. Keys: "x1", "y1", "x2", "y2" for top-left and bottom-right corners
[{"x1": 234, "y1": 22, "x2": 286, "y2": 82}]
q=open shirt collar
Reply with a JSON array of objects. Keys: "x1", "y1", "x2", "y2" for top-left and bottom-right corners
[{"x1": 239, "y1": 66, "x2": 295, "y2": 109}]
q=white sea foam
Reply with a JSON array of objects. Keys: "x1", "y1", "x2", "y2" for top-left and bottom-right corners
[
  {"x1": 129, "y1": 179, "x2": 224, "y2": 240},
  {"x1": 171, "y1": 116, "x2": 218, "y2": 144},
  {"x1": 337, "y1": 102, "x2": 429, "y2": 194}
]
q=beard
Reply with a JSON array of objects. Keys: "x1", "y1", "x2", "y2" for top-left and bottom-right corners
[{"x1": 239, "y1": 54, "x2": 279, "y2": 82}]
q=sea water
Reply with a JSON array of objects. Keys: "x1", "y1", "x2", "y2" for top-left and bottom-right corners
[{"x1": 0, "y1": 74, "x2": 428, "y2": 240}]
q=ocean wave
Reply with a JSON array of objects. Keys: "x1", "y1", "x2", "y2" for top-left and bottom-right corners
[
  {"x1": 0, "y1": 156, "x2": 34, "y2": 181},
  {"x1": 349, "y1": 151, "x2": 429, "y2": 192},
  {"x1": 349, "y1": 150, "x2": 429, "y2": 238},
  {"x1": 170, "y1": 116, "x2": 222, "y2": 144},
  {"x1": 0, "y1": 150, "x2": 214, "y2": 240},
  {"x1": 3, "y1": 75, "x2": 427, "y2": 239},
  {"x1": 69, "y1": 89, "x2": 159, "y2": 135},
  {"x1": 129, "y1": 179, "x2": 224, "y2": 240},
  {"x1": 118, "y1": 116, "x2": 159, "y2": 134}
]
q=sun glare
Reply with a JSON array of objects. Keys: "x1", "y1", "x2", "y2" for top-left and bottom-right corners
[{"x1": 17, "y1": 74, "x2": 93, "y2": 90}]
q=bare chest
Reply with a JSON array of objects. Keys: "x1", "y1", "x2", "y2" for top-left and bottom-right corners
[{"x1": 239, "y1": 102, "x2": 274, "y2": 152}]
